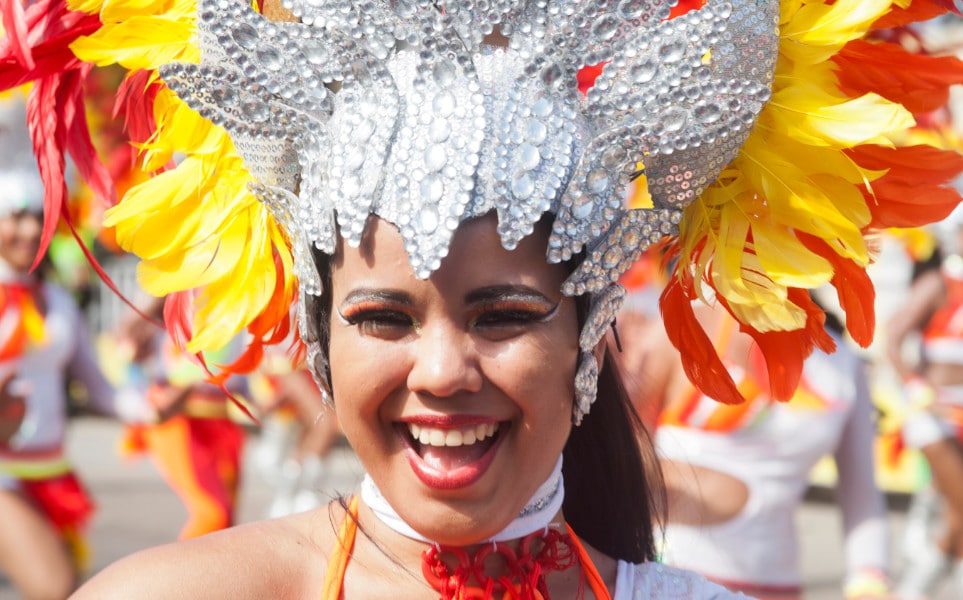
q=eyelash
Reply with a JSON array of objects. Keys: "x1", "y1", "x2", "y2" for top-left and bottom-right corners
[
  {"x1": 470, "y1": 306, "x2": 551, "y2": 327},
  {"x1": 339, "y1": 307, "x2": 413, "y2": 331},
  {"x1": 337, "y1": 301, "x2": 557, "y2": 334}
]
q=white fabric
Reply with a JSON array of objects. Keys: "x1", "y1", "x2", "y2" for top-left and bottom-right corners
[
  {"x1": 902, "y1": 409, "x2": 955, "y2": 448},
  {"x1": 361, "y1": 454, "x2": 564, "y2": 543},
  {"x1": 922, "y1": 338, "x2": 963, "y2": 365},
  {"x1": 614, "y1": 561, "x2": 747, "y2": 599},
  {"x1": 657, "y1": 334, "x2": 888, "y2": 587},
  {"x1": 0, "y1": 261, "x2": 117, "y2": 452}
]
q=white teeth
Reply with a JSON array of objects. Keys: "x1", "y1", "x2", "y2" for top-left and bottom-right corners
[{"x1": 408, "y1": 422, "x2": 500, "y2": 447}]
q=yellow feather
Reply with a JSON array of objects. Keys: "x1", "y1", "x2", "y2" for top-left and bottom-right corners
[
  {"x1": 780, "y1": 0, "x2": 893, "y2": 63},
  {"x1": 188, "y1": 208, "x2": 279, "y2": 352},
  {"x1": 69, "y1": 0, "x2": 198, "y2": 70},
  {"x1": 738, "y1": 139, "x2": 870, "y2": 261},
  {"x1": 768, "y1": 87, "x2": 914, "y2": 147},
  {"x1": 136, "y1": 200, "x2": 250, "y2": 295},
  {"x1": 752, "y1": 223, "x2": 833, "y2": 287}
]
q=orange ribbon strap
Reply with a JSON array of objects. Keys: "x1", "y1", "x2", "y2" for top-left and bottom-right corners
[{"x1": 321, "y1": 495, "x2": 360, "y2": 600}]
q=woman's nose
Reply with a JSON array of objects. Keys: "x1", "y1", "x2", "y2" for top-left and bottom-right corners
[{"x1": 407, "y1": 322, "x2": 483, "y2": 398}]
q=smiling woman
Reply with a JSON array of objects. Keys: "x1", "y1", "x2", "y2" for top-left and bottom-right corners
[{"x1": 7, "y1": 0, "x2": 963, "y2": 597}]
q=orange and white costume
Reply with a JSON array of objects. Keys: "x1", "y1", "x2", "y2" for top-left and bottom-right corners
[
  {"x1": 121, "y1": 335, "x2": 247, "y2": 539},
  {"x1": 657, "y1": 329, "x2": 888, "y2": 597}
]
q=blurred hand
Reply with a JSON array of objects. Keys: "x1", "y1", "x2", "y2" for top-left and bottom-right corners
[
  {"x1": 148, "y1": 384, "x2": 195, "y2": 422},
  {"x1": 0, "y1": 372, "x2": 27, "y2": 444}
]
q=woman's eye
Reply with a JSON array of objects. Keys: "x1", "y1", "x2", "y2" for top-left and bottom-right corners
[
  {"x1": 341, "y1": 309, "x2": 414, "y2": 336},
  {"x1": 473, "y1": 309, "x2": 544, "y2": 328}
]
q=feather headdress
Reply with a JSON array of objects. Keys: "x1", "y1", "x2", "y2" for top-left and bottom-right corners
[{"x1": 2, "y1": 0, "x2": 963, "y2": 407}]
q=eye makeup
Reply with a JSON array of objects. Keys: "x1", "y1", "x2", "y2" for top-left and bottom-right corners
[{"x1": 336, "y1": 289, "x2": 421, "y2": 332}]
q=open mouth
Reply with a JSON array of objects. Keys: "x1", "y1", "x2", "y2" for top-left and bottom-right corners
[{"x1": 398, "y1": 420, "x2": 508, "y2": 489}]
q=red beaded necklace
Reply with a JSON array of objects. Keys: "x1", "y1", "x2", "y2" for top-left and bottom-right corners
[
  {"x1": 321, "y1": 497, "x2": 613, "y2": 600},
  {"x1": 420, "y1": 527, "x2": 577, "y2": 600}
]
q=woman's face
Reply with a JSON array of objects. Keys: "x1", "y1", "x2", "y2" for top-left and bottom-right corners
[
  {"x1": 0, "y1": 210, "x2": 42, "y2": 273},
  {"x1": 328, "y1": 214, "x2": 578, "y2": 545}
]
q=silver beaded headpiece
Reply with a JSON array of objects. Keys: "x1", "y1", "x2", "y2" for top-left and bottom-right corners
[{"x1": 160, "y1": 0, "x2": 778, "y2": 422}]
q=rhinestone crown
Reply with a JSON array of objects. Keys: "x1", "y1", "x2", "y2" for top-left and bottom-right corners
[{"x1": 160, "y1": 0, "x2": 778, "y2": 297}]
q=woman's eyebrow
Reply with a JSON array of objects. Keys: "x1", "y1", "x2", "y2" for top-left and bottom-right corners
[
  {"x1": 465, "y1": 285, "x2": 553, "y2": 304},
  {"x1": 340, "y1": 289, "x2": 413, "y2": 306}
]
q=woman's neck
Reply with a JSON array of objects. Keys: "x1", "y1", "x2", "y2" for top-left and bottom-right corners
[
  {"x1": 353, "y1": 455, "x2": 582, "y2": 595},
  {"x1": 360, "y1": 455, "x2": 564, "y2": 544}
]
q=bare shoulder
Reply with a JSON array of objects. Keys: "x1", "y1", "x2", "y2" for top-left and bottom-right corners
[{"x1": 74, "y1": 503, "x2": 347, "y2": 600}]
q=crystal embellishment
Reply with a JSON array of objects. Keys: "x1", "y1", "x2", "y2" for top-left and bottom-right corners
[
  {"x1": 160, "y1": 0, "x2": 779, "y2": 417},
  {"x1": 161, "y1": 0, "x2": 777, "y2": 296}
]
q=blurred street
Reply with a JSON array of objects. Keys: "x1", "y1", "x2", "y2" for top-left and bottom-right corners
[{"x1": 0, "y1": 417, "x2": 954, "y2": 599}]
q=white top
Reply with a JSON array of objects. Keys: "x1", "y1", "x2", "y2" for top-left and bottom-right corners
[
  {"x1": 617, "y1": 561, "x2": 746, "y2": 598},
  {"x1": 0, "y1": 266, "x2": 117, "y2": 452},
  {"x1": 656, "y1": 333, "x2": 887, "y2": 587}
]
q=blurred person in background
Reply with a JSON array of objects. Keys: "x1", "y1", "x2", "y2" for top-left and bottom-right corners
[
  {"x1": 887, "y1": 210, "x2": 963, "y2": 599},
  {"x1": 116, "y1": 296, "x2": 249, "y2": 540},
  {"x1": 249, "y1": 352, "x2": 342, "y2": 518},
  {"x1": 623, "y1": 294, "x2": 892, "y2": 600},
  {"x1": 0, "y1": 98, "x2": 152, "y2": 600}
]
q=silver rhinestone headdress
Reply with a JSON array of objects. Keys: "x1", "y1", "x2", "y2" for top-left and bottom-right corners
[{"x1": 160, "y1": 0, "x2": 778, "y2": 420}]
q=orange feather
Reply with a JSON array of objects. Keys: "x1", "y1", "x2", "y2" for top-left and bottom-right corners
[
  {"x1": 660, "y1": 273, "x2": 746, "y2": 406},
  {"x1": 847, "y1": 144, "x2": 963, "y2": 228},
  {"x1": 870, "y1": 0, "x2": 957, "y2": 30},
  {"x1": 834, "y1": 39, "x2": 963, "y2": 114},
  {"x1": 796, "y1": 233, "x2": 876, "y2": 347},
  {"x1": 740, "y1": 289, "x2": 835, "y2": 402}
]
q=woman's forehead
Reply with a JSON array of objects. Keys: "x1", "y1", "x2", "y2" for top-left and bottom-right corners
[{"x1": 331, "y1": 215, "x2": 565, "y2": 294}]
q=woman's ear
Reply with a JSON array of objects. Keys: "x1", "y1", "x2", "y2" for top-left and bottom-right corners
[{"x1": 593, "y1": 335, "x2": 607, "y2": 371}]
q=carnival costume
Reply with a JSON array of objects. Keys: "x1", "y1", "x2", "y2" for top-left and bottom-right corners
[
  {"x1": 918, "y1": 253, "x2": 963, "y2": 426},
  {"x1": 657, "y1": 324, "x2": 888, "y2": 598},
  {"x1": 5, "y1": 0, "x2": 963, "y2": 598},
  {"x1": 0, "y1": 97, "x2": 123, "y2": 569},
  {"x1": 121, "y1": 334, "x2": 246, "y2": 539},
  {"x1": 894, "y1": 243, "x2": 963, "y2": 599}
]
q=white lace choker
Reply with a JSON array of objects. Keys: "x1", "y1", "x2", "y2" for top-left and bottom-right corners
[{"x1": 360, "y1": 455, "x2": 564, "y2": 544}]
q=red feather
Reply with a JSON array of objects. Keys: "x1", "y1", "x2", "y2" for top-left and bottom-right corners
[
  {"x1": 161, "y1": 293, "x2": 260, "y2": 423},
  {"x1": 26, "y1": 75, "x2": 68, "y2": 272},
  {"x1": 740, "y1": 290, "x2": 835, "y2": 402},
  {"x1": 660, "y1": 273, "x2": 746, "y2": 405},
  {"x1": 64, "y1": 72, "x2": 116, "y2": 204},
  {"x1": 796, "y1": 233, "x2": 876, "y2": 347},
  {"x1": 847, "y1": 144, "x2": 963, "y2": 228},
  {"x1": 0, "y1": 0, "x2": 34, "y2": 70},
  {"x1": 0, "y1": 1, "x2": 98, "y2": 90},
  {"x1": 115, "y1": 71, "x2": 161, "y2": 147},
  {"x1": 834, "y1": 40, "x2": 963, "y2": 114},
  {"x1": 871, "y1": 0, "x2": 958, "y2": 30}
]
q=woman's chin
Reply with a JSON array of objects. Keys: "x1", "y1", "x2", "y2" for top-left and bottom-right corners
[{"x1": 403, "y1": 507, "x2": 513, "y2": 547}]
